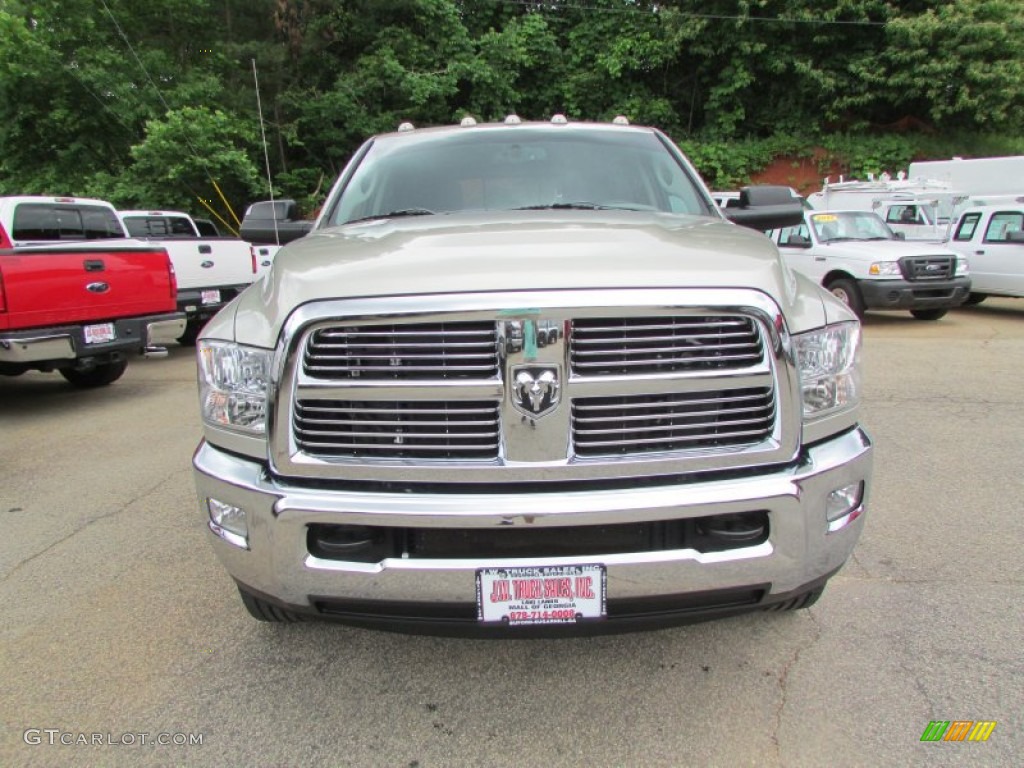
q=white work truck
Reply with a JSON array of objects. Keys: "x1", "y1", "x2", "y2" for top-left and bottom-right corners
[
  {"x1": 117, "y1": 210, "x2": 257, "y2": 344},
  {"x1": 944, "y1": 205, "x2": 1024, "y2": 304},
  {"x1": 767, "y1": 209, "x2": 970, "y2": 320},
  {"x1": 806, "y1": 179, "x2": 962, "y2": 241}
]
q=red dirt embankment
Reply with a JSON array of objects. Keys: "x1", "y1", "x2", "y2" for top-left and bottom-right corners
[{"x1": 749, "y1": 149, "x2": 846, "y2": 195}]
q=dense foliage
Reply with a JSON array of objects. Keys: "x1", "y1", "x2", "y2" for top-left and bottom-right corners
[{"x1": 1, "y1": 0, "x2": 1022, "y2": 224}]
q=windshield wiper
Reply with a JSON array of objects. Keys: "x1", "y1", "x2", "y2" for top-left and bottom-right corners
[
  {"x1": 513, "y1": 202, "x2": 649, "y2": 212},
  {"x1": 345, "y1": 208, "x2": 435, "y2": 225}
]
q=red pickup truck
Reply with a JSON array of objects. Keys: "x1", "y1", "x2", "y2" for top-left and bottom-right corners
[{"x1": 0, "y1": 196, "x2": 185, "y2": 387}]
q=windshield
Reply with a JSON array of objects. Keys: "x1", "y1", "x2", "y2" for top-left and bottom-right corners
[
  {"x1": 325, "y1": 127, "x2": 713, "y2": 226},
  {"x1": 811, "y1": 211, "x2": 894, "y2": 243}
]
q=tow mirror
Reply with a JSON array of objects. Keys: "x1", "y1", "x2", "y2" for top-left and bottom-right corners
[{"x1": 723, "y1": 186, "x2": 805, "y2": 231}]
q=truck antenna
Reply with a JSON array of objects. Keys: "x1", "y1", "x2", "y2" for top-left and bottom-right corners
[{"x1": 252, "y1": 58, "x2": 280, "y2": 246}]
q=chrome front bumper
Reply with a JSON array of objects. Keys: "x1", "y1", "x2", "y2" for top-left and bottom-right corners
[{"x1": 193, "y1": 427, "x2": 873, "y2": 623}]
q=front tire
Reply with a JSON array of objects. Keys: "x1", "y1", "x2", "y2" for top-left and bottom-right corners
[
  {"x1": 59, "y1": 359, "x2": 128, "y2": 388},
  {"x1": 825, "y1": 278, "x2": 865, "y2": 319},
  {"x1": 962, "y1": 293, "x2": 987, "y2": 306},
  {"x1": 177, "y1": 320, "x2": 201, "y2": 347},
  {"x1": 910, "y1": 308, "x2": 948, "y2": 321}
]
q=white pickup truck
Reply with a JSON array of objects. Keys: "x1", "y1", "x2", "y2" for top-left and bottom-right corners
[
  {"x1": 117, "y1": 210, "x2": 257, "y2": 344},
  {"x1": 943, "y1": 205, "x2": 1024, "y2": 304},
  {"x1": 767, "y1": 209, "x2": 971, "y2": 320}
]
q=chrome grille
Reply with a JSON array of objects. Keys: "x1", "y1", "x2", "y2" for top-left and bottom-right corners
[
  {"x1": 570, "y1": 316, "x2": 763, "y2": 375},
  {"x1": 277, "y1": 290, "x2": 797, "y2": 483},
  {"x1": 303, "y1": 322, "x2": 499, "y2": 380},
  {"x1": 294, "y1": 400, "x2": 501, "y2": 459},
  {"x1": 572, "y1": 388, "x2": 776, "y2": 456},
  {"x1": 900, "y1": 255, "x2": 955, "y2": 281}
]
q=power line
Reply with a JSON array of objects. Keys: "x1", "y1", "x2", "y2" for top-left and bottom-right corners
[
  {"x1": 485, "y1": 0, "x2": 889, "y2": 27},
  {"x1": 98, "y1": 0, "x2": 228, "y2": 202}
]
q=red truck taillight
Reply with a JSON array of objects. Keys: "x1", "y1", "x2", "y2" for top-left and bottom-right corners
[
  {"x1": 250, "y1": 246, "x2": 258, "y2": 275},
  {"x1": 0, "y1": 268, "x2": 6, "y2": 313},
  {"x1": 168, "y1": 259, "x2": 178, "y2": 299}
]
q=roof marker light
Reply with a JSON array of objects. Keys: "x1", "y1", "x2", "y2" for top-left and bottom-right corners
[
  {"x1": 504, "y1": 114, "x2": 522, "y2": 125},
  {"x1": 551, "y1": 114, "x2": 568, "y2": 124},
  {"x1": 397, "y1": 122, "x2": 415, "y2": 132},
  {"x1": 612, "y1": 115, "x2": 630, "y2": 125},
  {"x1": 460, "y1": 116, "x2": 477, "y2": 127}
]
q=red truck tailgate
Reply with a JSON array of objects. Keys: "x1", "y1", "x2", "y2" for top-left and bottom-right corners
[{"x1": 0, "y1": 244, "x2": 176, "y2": 331}]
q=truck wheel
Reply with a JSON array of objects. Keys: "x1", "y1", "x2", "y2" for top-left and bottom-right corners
[
  {"x1": 910, "y1": 308, "x2": 947, "y2": 321},
  {"x1": 238, "y1": 587, "x2": 303, "y2": 623},
  {"x1": 59, "y1": 359, "x2": 128, "y2": 388},
  {"x1": 177, "y1": 320, "x2": 201, "y2": 347},
  {"x1": 962, "y1": 293, "x2": 987, "y2": 306},
  {"x1": 767, "y1": 585, "x2": 825, "y2": 612},
  {"x1": 825, "y1": 278, "x2": 865, "y2": 319}
]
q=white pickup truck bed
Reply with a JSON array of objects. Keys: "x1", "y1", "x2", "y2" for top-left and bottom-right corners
[{"x1": 117, "y1": 210, "x2": 257, "y2": 343}]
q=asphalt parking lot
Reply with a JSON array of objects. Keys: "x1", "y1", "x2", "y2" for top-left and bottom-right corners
[{"x1": 1, "y1": 300, "x2": 1022, "y2": 767}]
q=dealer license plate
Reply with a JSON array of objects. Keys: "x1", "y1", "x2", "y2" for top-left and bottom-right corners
[
  {"x1": 83, "y1": 323, "x2": 115, "y2": 345},
  {"x1": 476, "y1": 564, "x2": 606, "y2": 626},
  {"x1": 201, "y1": 289, "x2": 221, "y2": 305}
]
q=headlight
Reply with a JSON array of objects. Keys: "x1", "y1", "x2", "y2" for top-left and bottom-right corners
[
  {"x1": 955, "y1": 257, "x2": 969, "y2": 276},
  {"x1": 868, "y1": 261, "x2": 901, "y2": 276},
  {"x1": 197, "y1": 341, "x2": 272, "y2": 434},
  {"x1": 793, "y1": 322, "x2": 861, "y2": 419}
]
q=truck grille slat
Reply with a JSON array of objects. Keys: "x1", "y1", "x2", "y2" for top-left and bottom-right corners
[
  {"x1": 576, "y1": 392, "x2": 768, "y2": 412},
  {"x1": 572, "y1": 388, "x2": 775, "y2": 456},
  {"x1": 570, "y1": 316, "x2": 764, "y2": 375},
  {"x1": 294, "y1": 400, "x2": 501, "y2": 459},
  {"x1": 304, "y1": 322, "x2": 499, "y2": 380},
  {"x1": 899, "y1": 255, "x2": 955, "y2": 281},
  {"x1": 573, "y1": 330, "x2": 754, "y2": 344}
]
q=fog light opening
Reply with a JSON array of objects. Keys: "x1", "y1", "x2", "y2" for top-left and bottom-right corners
[
  {"x1": 208, "y1": 498, "x2": 249, "y2": 549},
  {"x1": 825, "y1": 482, "x2": 864, "y2": 533}
]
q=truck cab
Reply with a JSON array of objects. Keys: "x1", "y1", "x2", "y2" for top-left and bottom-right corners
[
  {"x1": 944, "y1": 205, "x2": 1024, "y2": 303},
  {"x1": 768, "y1": 209, "x2": 971, "y2": 320}
]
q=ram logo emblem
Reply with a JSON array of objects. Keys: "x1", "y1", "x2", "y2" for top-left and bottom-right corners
[{"x1": 511, "y1": 365, "x2": 560, "y2": 418}]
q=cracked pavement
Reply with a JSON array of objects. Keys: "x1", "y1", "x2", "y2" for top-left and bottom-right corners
[{"x1": 1, "y1": 300, "x2": 1022, "y2": 767}]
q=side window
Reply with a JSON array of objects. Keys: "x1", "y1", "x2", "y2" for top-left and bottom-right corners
[
  {"x1": 983, "y1": 212, "x2": 1024, "y2": 243},
  {"x1": 778, "y1": 222, "x2": 810, "y2": 246},
  {"x1": 886, "y1": 205, "x2": 920, "y2": 224},
  {"x1": 954, "y1": 213, "x2": 981, "y2": 241}
]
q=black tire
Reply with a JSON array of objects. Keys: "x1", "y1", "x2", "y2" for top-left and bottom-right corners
[
  {"x1": 176, "y1": 320, "x2": 201, "y2": 347},
  {"x1": 766, "y1": 585, "x2": 825, "y2": 612},
  {"x1": 962, "y1": 293, "x2": 987, "y2": 306},
  {"x1": 910, "y1": 308, "x2": 948, "y2": 321},
  {"x1": 238, "y1": 588, "x2": 303, "y2": 623},
  {"x1": 59, "y1": 359, "x2": 128, "y2": 388},
  {"x1": 825, "y1": 278, "x2": 865, "y2": 319}
]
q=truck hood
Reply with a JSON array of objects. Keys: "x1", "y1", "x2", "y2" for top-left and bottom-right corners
[
  {"x1": 816, "y1": 238, "x2": 956, "y2": 259},
  {"x1": 221, "y1": 211, "x2": 828, "y2": 347}
]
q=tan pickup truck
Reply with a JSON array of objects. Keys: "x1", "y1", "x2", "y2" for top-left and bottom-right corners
[{"x1": 192, "y1": 118, "x2": 873, "y2": 635}]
